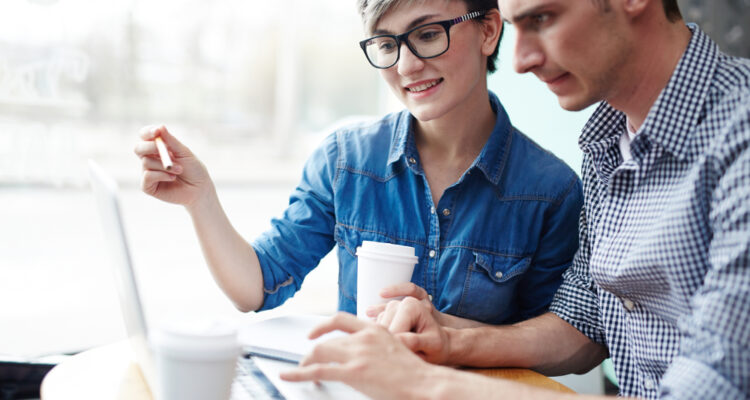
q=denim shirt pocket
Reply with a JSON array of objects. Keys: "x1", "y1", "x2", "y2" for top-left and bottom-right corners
[{"x1": 456, "y1": 252, "x2": 532, "y2": 324}]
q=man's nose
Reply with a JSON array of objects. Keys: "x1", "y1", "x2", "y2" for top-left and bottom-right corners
[{"x1": 513, "y1": 34, "x2": 544, "y2": 74}]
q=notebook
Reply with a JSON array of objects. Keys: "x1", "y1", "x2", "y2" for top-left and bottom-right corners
[
  {"x1": 87, "y1": 160, "x2": 368, "y2": 400},
  {"x1": 240, "y1": 314, "x2": 345, "y2": 363}
]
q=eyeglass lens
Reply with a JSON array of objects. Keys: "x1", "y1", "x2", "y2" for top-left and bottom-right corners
[{"x1": 364, "y1": 23, "x2": 448, "y2": 68}]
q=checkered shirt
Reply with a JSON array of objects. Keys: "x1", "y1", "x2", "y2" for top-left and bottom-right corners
[{"x1": 549, "y1": 24, "x2": 750, "y2": 399}]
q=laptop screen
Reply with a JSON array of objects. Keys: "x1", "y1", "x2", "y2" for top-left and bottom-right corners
[{"x1": 87, "y1": 160, "x2": 156, "y2": 390}]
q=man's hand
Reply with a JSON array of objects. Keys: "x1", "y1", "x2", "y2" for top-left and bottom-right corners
[{"x1": 280, "y1": 313, "x2": 438, "y2": 400}]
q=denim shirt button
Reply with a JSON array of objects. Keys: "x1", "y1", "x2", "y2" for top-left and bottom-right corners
[
  {"x1": 428, "y1": 294, "x2": 434, "y2": 302},
  {"x1": 494, "y1": 271, "x2": 503, "y2": 279},
  {"x1": 429, "y1": 249, "x2": 436, "y2": 258},
  {"x1": 442, "y1": 208, "x2": 451, "y2": 216},
  {"x1": 430, "y1": 206, "x2": 435, "y2": 214},
  {"x1": 408, "y1": 157, "x2": 417, "y2": 164}
]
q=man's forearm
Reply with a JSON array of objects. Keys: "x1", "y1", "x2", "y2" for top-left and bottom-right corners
[
  {"x1": 437, "y1": 311, "x2": 487, "y2": 329},
  {"x1": 446, "y1": 312, "x2": 608, "y2": 376}
]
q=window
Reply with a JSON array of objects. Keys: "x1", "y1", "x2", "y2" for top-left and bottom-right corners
[{"x1": 0, "y1": 0, "x2": 378, "y2": 357}]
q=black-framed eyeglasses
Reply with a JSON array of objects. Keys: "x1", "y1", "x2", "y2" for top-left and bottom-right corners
[{"x1": 359, "y1": 10, "x2": 488, "y2": 69}]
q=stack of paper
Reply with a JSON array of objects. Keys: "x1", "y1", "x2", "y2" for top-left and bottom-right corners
[{"x1": 239, "y1": 314, "x2": 340, "y2": 363}]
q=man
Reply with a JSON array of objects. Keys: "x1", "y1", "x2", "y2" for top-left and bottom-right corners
[{"x1": 281, "y1": 0, "x2": 750, "y2": 399}]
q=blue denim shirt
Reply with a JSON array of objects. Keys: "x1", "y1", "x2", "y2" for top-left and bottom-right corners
[{"x1": 253, "y1": 92, "x2": 582, "y2": 324}]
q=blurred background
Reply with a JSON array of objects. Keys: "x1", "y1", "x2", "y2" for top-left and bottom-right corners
[{"x1": 1, "y1": 0, "x2": 748, "y2": 396}]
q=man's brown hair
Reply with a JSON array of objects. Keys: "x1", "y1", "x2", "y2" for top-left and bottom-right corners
[
  {"x1": 594, "y1": 0, "x2": 682, "y2": 22},
  {"x1": 661, "y1": 0, "x2": 682, "y2": 22}
]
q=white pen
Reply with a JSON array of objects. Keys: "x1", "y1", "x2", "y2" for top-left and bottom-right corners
[{"x1": 154, "y1": 136, "x2": 173, "y2": 170}]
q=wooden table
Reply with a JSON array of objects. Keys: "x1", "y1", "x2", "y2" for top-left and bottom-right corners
[
  {"x1": 41, "y1": 341, "x2": 573, "y2": 399},
  {"x1": 41, "y1": 342, "x2": 152, "y2": 400},
  {"x1": 471, "y1": 367, "x2": 575, "y2": 394}
]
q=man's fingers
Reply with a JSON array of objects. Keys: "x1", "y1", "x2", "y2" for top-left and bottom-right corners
[
  {"x1": 299, "y1": 329, "x2": 380, "y2": 368},
  {"x1": 299, "y1": 339, "x2": 349, "y2": 366},
  {"x1": 307, "y1": 312, "x2": 368, "y2": 339},
  {"x1": 280, "y1": 363, "x2": 347, "y2": 383}
]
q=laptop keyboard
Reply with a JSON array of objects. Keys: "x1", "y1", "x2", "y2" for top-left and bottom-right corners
[{"x1": 232, "y1": 356, "x2": 286, "y2": 400}]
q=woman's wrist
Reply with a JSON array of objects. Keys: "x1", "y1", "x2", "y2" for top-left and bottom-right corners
[{"x1": 185, "y1": 181, "x2": 219, "y2": 218}]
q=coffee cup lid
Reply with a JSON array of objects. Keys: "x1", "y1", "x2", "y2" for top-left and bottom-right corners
[
  {"x1": 150, "y1": 319, "x2": 239, "y2": 360},
  {"x1": 355, "y1": 241, "x2": 418, "y2": 263}
]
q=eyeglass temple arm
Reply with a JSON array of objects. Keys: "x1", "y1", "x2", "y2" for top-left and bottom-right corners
[{"x1": 450, "y1": 10, "x2": 487, "y2": 25}]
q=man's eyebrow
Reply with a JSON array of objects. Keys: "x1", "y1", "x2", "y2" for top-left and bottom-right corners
[
  {"x1": 507, "y1": 5, "x2": 547, "y2": 24},
  {"x1": 373, "y1": 14, "x2": 441, "y2": 35}
]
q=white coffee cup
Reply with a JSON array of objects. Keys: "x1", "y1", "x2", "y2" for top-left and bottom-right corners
[
  {"x1": 150, "y1": 320, "x2": 240, "y2": 400},
  {"x1": 356, "y1": 241, "x2": 419, "y2": 318}
]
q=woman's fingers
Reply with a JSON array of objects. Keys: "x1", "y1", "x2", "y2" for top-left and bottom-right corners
[
  {"x1": 141, "y1": 155, "x2": 182, "y2": 174},
  {"x1": 366, "y1": 303, "x2": 387, "y2": 318},
  {"x1": 140, "y1": 169, "x2": 176, "y2": 195},
  {"x1": 138, "y1": 125, "x2": 191, "y2": 158},
  {"x1": 379, "y1": 282, "x2": 429, "y2": 300}
]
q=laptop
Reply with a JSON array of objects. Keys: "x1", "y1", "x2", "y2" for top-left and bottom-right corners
[
  {"x1": 87, "y1": 160, "x2": 369, "y2": 400},
  {"x1": 87, "y1": 160, "x2": 284, "y2": 400}
]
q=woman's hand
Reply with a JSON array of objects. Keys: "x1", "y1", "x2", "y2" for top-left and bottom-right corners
[
  {"x1": 133, "y1": 125, "x2": 213, "y2": 210},
  {"x1": 366, "y1": 282, "x2": 450, "y2": 328},
  {"x1": 365, "y1": 282, "x2": 433, "y2": 316},
  {"x1": 368, "y1": 282, "x2": 488, "y2": 328},
  {"x1": 377, "y1": 296, "x2": 454, "y2": 365}
]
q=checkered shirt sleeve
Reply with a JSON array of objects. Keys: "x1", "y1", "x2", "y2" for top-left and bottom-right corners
[{"x1": 548, "y1": 154, "x2": 606, "y2": 346}]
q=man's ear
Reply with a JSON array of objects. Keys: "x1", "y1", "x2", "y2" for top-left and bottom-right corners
[
  {"x1": 480, "y1": 9, "x2": 503, "y2": 57},
  {"x1": 621, "y1": 0, "x2": 650, "y2": 18}
]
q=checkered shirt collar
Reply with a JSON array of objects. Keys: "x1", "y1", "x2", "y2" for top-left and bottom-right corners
[{"x1": 579, "y1": 24, "x2": 718, "y2": 161}]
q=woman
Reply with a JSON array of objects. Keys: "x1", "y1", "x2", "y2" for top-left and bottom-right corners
[{"x1": 134, "y1": 0, "x2": 582, "y2": 326}]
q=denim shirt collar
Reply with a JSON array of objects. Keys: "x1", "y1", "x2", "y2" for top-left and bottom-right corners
[
  {"x1": 579, "y1": 24, "x2": 717, "y2": 163},
  {"x1": 386, "y1": 91, "x2": 512, "y2": 186}
]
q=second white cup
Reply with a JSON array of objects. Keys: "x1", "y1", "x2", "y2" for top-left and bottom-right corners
[
  {"x1": 356, "y1": 241, "x2": 419, "y2": 318},
  {"x1": 150, "y1": 320, "x2": 240, "y2": 400}
]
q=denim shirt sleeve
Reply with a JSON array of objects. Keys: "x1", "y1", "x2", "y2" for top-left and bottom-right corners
[
  {"x1": 660, "y1": 97, "x2": 750, "y2": 400},
  {"x1": 515, "y1": 175, "x2": 583, "y2": 321},
  {"x1": 251, "y1": 133, "x2": 339, "y2": 310}
]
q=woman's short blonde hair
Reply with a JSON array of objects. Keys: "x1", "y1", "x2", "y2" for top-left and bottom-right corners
[{"x1": 358, "y1": 0, "x2": 439, "y2": 34}]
